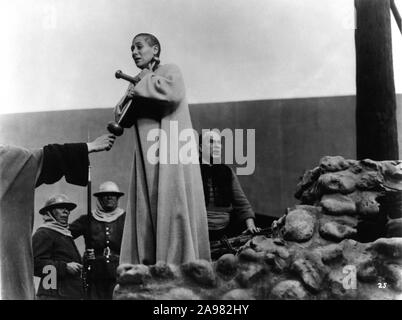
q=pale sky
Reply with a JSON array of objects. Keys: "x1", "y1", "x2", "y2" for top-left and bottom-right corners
[{"x1": 0, "y1": 0, "x2": 401, "y2": 114}]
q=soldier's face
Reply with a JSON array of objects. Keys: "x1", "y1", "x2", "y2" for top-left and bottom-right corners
[
  {"x1": 99, "y1": 194, "x2": 118, "y2": 212},
  {"x1": 51, "y1": 207, "x2": 71, "y2": 226}
]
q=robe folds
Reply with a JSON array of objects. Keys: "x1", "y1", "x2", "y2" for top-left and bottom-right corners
[
  {"x1": 117, "y1": 64, "x2": 211, "y2": 265},
  {"x1": 0, "y1": 143, "x2": 88, "y2": 300}
]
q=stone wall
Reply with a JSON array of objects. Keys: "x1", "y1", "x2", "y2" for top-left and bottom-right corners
[{"x1": 114, "y1": 157, "x2": 402, "y2": 300}]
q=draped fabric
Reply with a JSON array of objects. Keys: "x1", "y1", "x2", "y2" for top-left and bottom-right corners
[
  {"x1": 118, "y1": 64, "x2": 211, "y2": 265},
  {"x1": 0, "y1": 146, "x2": 42, "y2": 300},
  {"x1": 0, "y1": 143, "x2": 88, "y2": 300}
]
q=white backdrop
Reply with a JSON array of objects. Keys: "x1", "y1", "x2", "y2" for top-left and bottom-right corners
[{"x1": 0, "y1": 0, "x2": 377, "y2": 114}]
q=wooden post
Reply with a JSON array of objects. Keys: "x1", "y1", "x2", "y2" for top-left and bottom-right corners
[
  {"x1": 391, "y1": 0, "x2": 402, "y2": 34},
  {"x1": 355, "y1": 0, "x2": 399, "y2": 160}
]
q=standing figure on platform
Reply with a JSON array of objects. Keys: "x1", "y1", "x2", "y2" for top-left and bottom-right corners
[
  {"x1": 33, "y1": 195, "x2": 84, "y2": 300},
  {"x1": 115, "y1": 33, "x2": 210, "y2": 265},
  {"x1": 0, "y1": 134, "x2": 115, "y2": 300},
  {"x1": 69, "y1": 181, "x2": 125, "y2": 300},
  {"x1": 199, "y1": 131, "x2": 260, "y2": 242}
]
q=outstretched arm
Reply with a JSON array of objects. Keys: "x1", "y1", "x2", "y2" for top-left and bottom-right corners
[
  {"x1": 35, "y1": 134, "x2": 115, "y2": 187},
  {"x1": 87, "y1": 134, "x2": 115, "y2": 153}
]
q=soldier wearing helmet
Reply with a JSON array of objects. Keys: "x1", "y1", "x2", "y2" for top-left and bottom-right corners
[
  {"x1": 33, "y1": 194, "x2": 84, "y2": 300},
  {"x1": 69, "y1": 181, "x2": 125, "y2": 300}
]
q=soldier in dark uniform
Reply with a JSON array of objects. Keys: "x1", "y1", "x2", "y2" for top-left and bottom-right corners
[
  {"x1": 69, "y1": 181, "x2": 125, "y2": 300},
  {"x1": 33, "y1": 195, "x2": 84, "y2": 300}
]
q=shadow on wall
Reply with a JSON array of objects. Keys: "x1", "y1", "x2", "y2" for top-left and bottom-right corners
[{"x1": 2, "y1": 95, "x2": 401, "y2": 252}]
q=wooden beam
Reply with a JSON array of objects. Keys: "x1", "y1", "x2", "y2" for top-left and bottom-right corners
[
  {"x1": 391, "y1": 0, "x2": 402, "y2": 34},
  {"x1": 355, "y1": 0, "x2": 399, "y2": 160}
]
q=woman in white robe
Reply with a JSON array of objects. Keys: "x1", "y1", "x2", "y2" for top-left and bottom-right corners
[{"x1": 115, "y1": 33, "x2": 210, "y2": 265}]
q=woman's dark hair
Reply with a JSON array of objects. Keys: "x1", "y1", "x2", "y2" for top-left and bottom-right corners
[{"x1": 134, "y1": 33, "x2": 161, "y2": 57}]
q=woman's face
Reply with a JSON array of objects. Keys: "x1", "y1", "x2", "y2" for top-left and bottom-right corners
[{"x1": 131, "y1": 36, "x2": 158, "y2": 69}]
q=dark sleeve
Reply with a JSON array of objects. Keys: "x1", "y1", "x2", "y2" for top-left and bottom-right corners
[
  {"x1": 35, "y1": 143, "x2": 88, "y2": 187},
  {"x1": 69, "y1": 215, "x2": 87, "y2": 239},
  {"x1": 32, "y1": 229, "x2": 68, "y2": 279},
  {"x1": 230, "y1": 168, "x2": 255, "y2": 222}
]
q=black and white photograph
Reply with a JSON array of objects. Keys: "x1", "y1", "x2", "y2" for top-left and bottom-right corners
[{"x1": 0, "y1": 0, "x2": 402, "y2": 305}]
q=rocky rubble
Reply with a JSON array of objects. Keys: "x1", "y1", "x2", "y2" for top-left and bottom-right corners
[{"x1": 114, "y1": 156, "x2": 402, "y2": 300}]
